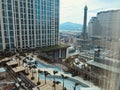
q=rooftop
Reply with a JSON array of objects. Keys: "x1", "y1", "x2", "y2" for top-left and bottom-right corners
[
  {"x1": 39, "y1": 45, "x2": 69, "y2": 51},
  {"x1": 87, "y1": 60, "x2": 120, "y2": 73}
]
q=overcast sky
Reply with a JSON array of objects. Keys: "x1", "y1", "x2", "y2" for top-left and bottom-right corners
[{"x1": 60, "y1": 0, "x2": 120, "y2": 24}]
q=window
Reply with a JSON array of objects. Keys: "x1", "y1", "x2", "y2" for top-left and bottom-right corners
[
  {"x1": 9, "y1": 24, "x2": 13, "y2": 30},
  {"x1": 8, "y1": 12, "x2": 12, "y2": 17},
  {"x1": 8, "y1": 4, "x2": 12, "y2": 10},
  {"x1": 9, "y1": 18, "x2": 13, "y2": 23},
  {"x1": 7, "y1": 0, "x2": 11, "y2": 3}
]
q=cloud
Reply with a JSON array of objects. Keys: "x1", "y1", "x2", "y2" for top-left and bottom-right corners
[{"x1": 60, "y1": 0, "x2": 120, "y2": 24}]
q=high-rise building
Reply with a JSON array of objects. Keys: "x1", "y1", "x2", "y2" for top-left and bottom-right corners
[
  {"x1": 88, "y1": 9, "x2": 120, "y2": 40},
  {"x1": 88, "y1": 17, "x2": 100, "y2": 37},
  {"x1": 88, "y1": 9, "x2": 120, "y2": 49},
  {"x1": 0, "y1": 0, "x2": 59, "y2": 51}
]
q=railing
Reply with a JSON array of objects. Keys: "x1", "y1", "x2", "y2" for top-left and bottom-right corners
[{"x1": 19, "y1": 73, "x2": 36, "y2": 89}]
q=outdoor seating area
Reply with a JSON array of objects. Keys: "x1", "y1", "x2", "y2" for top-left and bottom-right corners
[{"x1": 12, "y1": 66, "x2": 25, "y2": 73}]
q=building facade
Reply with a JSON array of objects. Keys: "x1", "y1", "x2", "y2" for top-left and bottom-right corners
[
  {"x1": 88, "y1": 9, "x2": 120, "y2": 49},
  {"x1": 88, "y1": 17, "x2": 101, "y2": 37},
  {"x1": 88, "y1": 50, "x2": 120, "y2": 90},
  {"x1": 88, "y1": 9, "x2": 120, "y2": 39},
  {"x1": 0, "y1": 0, "x2": 59, "y2": 51}
]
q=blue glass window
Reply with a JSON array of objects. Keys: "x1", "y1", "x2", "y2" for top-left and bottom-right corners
[
  {"x1": 3, "y1": 18, "x2": 7, "y2": 23},
  {"x1": 2, "y1": 11, "x2": 7, "y2": 16},
  {"x1": 10, "y1": 31, "x2": 13, "y2": 35},
  {"x1": 9, "y1": 18, "x2": 13, "y2": 23},
  {"x1": 7, "y1": 0, "x2": 11, "y2": 3},
  {"x1": 9, "y1": 25, "x2": 13, "y2": 30},
  {"x1": 8, "y1": 11, "x2": 12, "y2": 17},
  {"x1": 8, "y1": 4, "x2": 12, "y2": 10}
]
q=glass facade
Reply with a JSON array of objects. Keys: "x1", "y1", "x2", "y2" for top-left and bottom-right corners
[{"x1": 0, "y1": 0, "x2": 59, "y2": 51}]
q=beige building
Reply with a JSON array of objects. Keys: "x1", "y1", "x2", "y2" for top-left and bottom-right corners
[{"x1": 88, "y1": 9, "x2": 120, "y2": 49}]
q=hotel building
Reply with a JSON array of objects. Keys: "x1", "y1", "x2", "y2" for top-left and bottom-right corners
[
  {"x1": 88, "y1": 9, "x2": 120, "y2": 39},
  {"x1": 0, "y1": 0, "x2": 59, "y2": 51},
  {"x1": 88, "y1": 9, "x2": 120, "y2": 49}
]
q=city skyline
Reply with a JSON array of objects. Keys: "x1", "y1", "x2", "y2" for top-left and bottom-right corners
[{"x1": 60, "y1": 0, "x2": 120, "y2": 24}]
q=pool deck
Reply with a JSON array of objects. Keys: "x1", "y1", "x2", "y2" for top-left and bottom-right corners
[
  {"x1": 33, "y1": 54, "x2": 101, "y2": 90},
  {"x1": 1, "y1": 53, "x2": 101, "y2": 90},
  {"x1": 26, "y1": 69, "x2": 62, "y2": 90}
]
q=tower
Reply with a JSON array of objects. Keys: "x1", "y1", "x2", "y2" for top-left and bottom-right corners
[
  {"x1": 80, "y1": 5, "x2": 88, "y2": 49},
  {"x1": 83, "y1": 5, "x2": 88, "y2": 34}
]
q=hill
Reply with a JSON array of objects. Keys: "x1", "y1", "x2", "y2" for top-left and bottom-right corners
[{"x1": 60, "y1": 22, "x2": 82, "y2": 30}]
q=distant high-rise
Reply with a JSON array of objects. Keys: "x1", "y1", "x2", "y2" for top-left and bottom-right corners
[
  {"x1": 0, "y1": 0, "x2": 59, "y2": 51},
  {"x1": 88, "y1": 9, "x2": 120, "y2": 39},
  {"x1": 88, "y1": 9, "x2": 120, "y2": 49},
  {"x1": 88, "y1": 17, "x2": 100, "y2": 37}
]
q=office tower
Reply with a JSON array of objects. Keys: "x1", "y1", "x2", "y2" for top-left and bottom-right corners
[{"x1": 0, "y1": 0, "x2": 59, "y2": 51}]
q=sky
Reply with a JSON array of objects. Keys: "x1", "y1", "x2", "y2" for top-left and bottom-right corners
[{"x1": 60, "y1": 0, "x2": 120, "y2": 24}]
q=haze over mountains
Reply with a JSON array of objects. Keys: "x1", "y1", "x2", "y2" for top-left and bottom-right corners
[{"x1": 60, "y1": 22, "x2": 82, "y2": 31}]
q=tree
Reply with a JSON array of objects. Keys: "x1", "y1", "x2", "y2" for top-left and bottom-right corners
[
  {"x1": 53, "y1": 70, "x2": 58, "y2": 90},
  {"x1": 53, "y1": 81, "x2": 61, "y2": 89},
  {"x1": 37, "y1": 69, "x2": 42, "y2": 85},
  {"x1": 44, "y1": 71, "x2": 50, "y2": 84},
  {"x1": 31, "y1": 65, "x2": 36, "y2": 80},
  {"x1": 31, "y1": 68, "x2": 35, "y2": 80},
  {"x1": 74, "y1": 83, "x2": 80, "y2": 90},
  {"x1": 61, "y1": 74, "x2": 68, "y2": 90},
  {"x1": 25, "y1": 65, "x2": 29, "y2": 75},
  {"x1": 16, "y1": 55, "x2": 21, "y2": 66}
]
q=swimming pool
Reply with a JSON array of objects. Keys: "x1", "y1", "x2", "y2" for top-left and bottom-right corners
[
  {"x1": 36, "y1": 60, "x2": 89, "y2": 90},
  {"x1": 36, "y1": 61, "x2": 62, "y2": 71}
]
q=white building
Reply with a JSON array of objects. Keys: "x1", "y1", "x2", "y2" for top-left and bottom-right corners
[{"x1": 88, "y1": 9, "x2": 120, "y2": 40}]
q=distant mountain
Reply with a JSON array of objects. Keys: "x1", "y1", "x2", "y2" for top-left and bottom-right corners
[{"x1": 60, "y1": 22, "x2": 82, "y2": 30}]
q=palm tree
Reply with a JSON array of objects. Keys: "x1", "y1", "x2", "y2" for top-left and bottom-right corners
[
  {"x1": 74, "y1": 83, "x2": 80, "y2": 90},
  {"x1": 31, "y1": 67, "x2": 35, "y2": 80},
  {"x1": 37, "y1": 69, "x2": 42, "y2": 85},
  {"x1": 16, "y1": 55, "x2": 21, "y2": 66},
  {"x1": 53, "y1": 70, "x2": 58, "y2": 90},
  {"x1": 53, "y1": 81, "x2": 61, "y2": 89},
  {"x1": 25, "y1": 65, "x2": 29, "y2": 75},
  {"x1": 61, "y1": 74, "x2": 68, "y2": 90},
  {"x1": 43, "y1": 71, "x2": 50, "y2": 84},
  {"x1": 31, "y1": 65, "x2": 36, "y2": 80}
]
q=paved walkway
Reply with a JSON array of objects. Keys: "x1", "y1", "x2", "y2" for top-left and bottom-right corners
[
  {"x1": 33, "y1": 54, "x2": 101, "y2": 90},
  {"x1": 26, "y1": 69, "x2": 62, "y2": 90},
  {"x1": 1, "y1": 53, "x2": 101, "y2": 90}
]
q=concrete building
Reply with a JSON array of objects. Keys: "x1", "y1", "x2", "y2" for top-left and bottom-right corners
[
  {"x1": 88, "y1": 50, "x2": 120, "y2": 90},
  {"x1": 97, "y1": 10, "x2": 120, "y2": 40},
  {"x1": 88, "y1": 9, "x2": 120, "y2": 49},
  {"x1": 0, "y1": 0, "x2": 59, "y2": 51},
  {"x1": 88, "y1": 17, "x2": 100, "y2": 37},
  {"x1": 88, "y1": 9, "x2": 120, "y2": 39}
]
